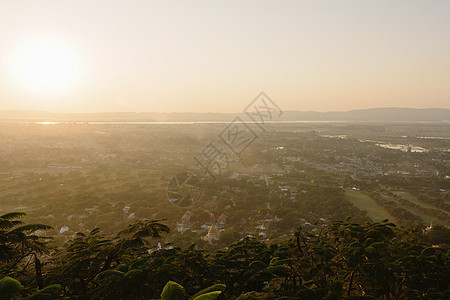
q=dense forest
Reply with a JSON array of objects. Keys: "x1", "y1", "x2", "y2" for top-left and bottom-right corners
[{"x1": 1, "y1": 212, "x2": 448, "y2": 299}]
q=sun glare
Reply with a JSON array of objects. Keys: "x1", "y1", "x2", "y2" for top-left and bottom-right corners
[{"x1": 10, "y1": 37, "x2": 83, "y2": 94}]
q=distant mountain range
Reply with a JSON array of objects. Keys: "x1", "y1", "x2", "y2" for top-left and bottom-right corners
[{"x1": 0, "y1": 108, "x2": 449, "y2": 122}]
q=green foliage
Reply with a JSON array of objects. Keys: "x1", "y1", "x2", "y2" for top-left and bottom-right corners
[
  {"x1": 160, "y1": 281, "x2": 185, "y2": 300},
  {"x1": 265, "y1": 265, "x2": 290, "y2": 277},
  {"x1": 248, "y1": 260, "x2": 266, "y2": 271},
  {"x1": 0, "y1": 277, "x2": 23, "y2": 300},
  {"x1": 0, "y1": 211, "x2": 448, "y2": 299},
  {"x1": 28, "y1": 284, "x2": 61, "y2": 300},
  {"x1": 236, "y1": 291, "x2": 260, "y2": 299},
  {"x1": 0, "y1": 212, "x2": 53, "y2": 263},
  {"x1": 0, "y1": 213, "x2": 28, "y2": 221},
  {"x1": 191, "y1": 291, "x2": 222, "y2": 300},
  {"x1": 190, "y1": 284, "x2": 225, "y2": 299}
]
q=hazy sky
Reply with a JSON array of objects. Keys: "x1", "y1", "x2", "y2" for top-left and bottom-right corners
[{"x1": 0, "y1": 0, "x2": 449, "y2": 113}]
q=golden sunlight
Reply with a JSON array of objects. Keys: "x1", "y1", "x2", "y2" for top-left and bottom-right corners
[{"x1": 10, "y1": 37, "x2": 83, "y2": 95}]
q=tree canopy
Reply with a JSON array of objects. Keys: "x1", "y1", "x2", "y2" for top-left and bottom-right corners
[{"x1": 0, "y1": 212, "x2": 448, "y2": 299}]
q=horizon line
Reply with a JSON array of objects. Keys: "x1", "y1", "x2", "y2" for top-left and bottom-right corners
[{"x1": 1, "y1": 106, "x2": 450, "y2": 115}]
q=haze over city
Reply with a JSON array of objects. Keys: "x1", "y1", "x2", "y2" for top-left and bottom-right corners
[{"x1": 1, "y1": 0, "x2": 449, "y2": 113}]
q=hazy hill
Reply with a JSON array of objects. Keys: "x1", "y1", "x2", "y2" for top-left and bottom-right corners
[
  {"x1": 0, "y1": 108, "x2": 449, "y2": 122},
  {"x1": 279, "y1": 108, "x2": 450, "y2": 122}
]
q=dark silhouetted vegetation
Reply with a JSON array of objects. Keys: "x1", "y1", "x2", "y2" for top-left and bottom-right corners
[{"x1": 1, "y1": 212, "x2": 448, "y2": 299}]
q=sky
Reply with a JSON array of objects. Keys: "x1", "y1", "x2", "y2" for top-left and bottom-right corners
[{"x1": 0, "y1": 0, "x2": 449, "y2": 113}]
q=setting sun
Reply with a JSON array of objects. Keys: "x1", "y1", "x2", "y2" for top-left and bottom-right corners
[{"x1": 10, "y1": 37, "x2": 83, "y2": 95}]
